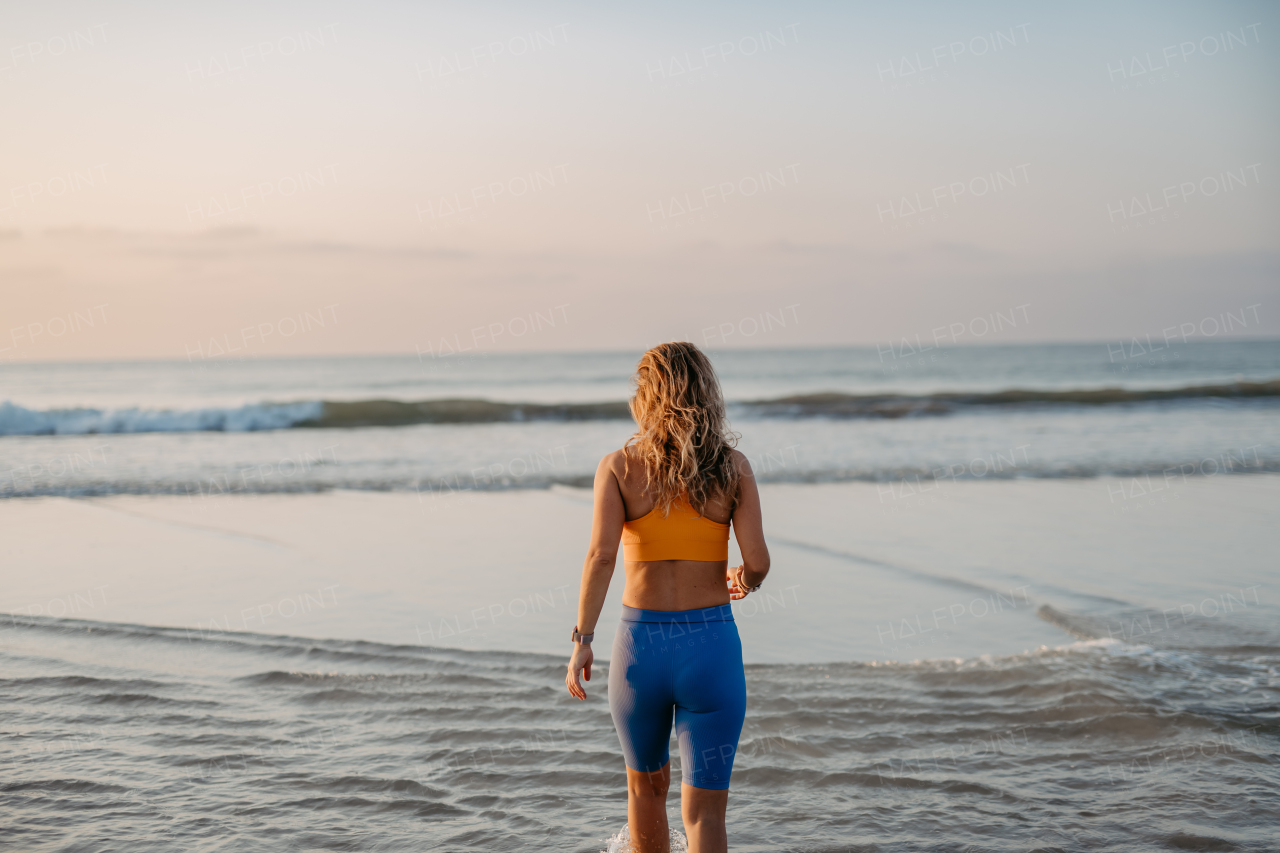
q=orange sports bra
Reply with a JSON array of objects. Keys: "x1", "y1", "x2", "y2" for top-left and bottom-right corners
[{"x1": 621, "y1": 494, "x2": 730, "y2": 562}]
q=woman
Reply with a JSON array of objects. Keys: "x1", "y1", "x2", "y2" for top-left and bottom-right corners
[{"x1": 564, "y1": 342, "x2": 771, "y2": 853}]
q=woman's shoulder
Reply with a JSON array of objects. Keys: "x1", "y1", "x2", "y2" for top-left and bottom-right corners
[
  {"x1": 599, "y1": 448, "x2": 628, "y2": 467},
  {"x1": 598, "y1": 447, "x2": 634, "y2": 477},
  {"x1": 727, "y1": 448, "x2": 753, "y2": 474}
]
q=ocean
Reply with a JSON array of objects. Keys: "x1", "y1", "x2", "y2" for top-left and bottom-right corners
[
  {"x1": 2, "y1": 341, "x2": 1278, "y2": 851},
  {"x1": 3, "y1": 341, "x2": 1279, "y2": 497}
]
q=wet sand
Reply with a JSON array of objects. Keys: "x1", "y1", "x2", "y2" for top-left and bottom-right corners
[{"x1": 4, "y1": 475, "x2": 1275, "y2": 663}]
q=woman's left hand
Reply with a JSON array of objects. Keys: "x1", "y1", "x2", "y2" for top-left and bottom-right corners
[{"x1": 565, "y1": 644, "x2": 594, "y2": 700}]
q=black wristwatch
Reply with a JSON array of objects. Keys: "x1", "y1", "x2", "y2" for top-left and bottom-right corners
[{"x1": 571, "y1": 626, "x2": 594, "y2": 645}]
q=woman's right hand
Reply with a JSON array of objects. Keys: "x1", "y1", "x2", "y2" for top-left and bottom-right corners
[
  {"x1": 565, "y1": 643, "x2": 594, "y2": 700},
  {"x1": 727, "y1": 564, "x2": 752, "y2": 600}
]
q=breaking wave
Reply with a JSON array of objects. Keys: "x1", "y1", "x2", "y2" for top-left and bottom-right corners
[
  {"x1": 736, "y1": 379, "x2": 1280, "y2": 418},
  {"x1": 2, "y1": 379, "x2": 1277, "y2": 435},
  {"x1": 0, "y1": 400, "x2": 324, "y2": 436}
]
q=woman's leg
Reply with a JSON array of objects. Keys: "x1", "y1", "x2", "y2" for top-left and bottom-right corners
[
  {"x1": 681, "y1": 784, "x2": 728, "y2": 853},
  {"x1": 668, "y1": 621, "x2": 745, "y2": 852},
  {"x1": 611, "y1": 619, "x2": 678, "y2": 851},
  {"x1": 627, "y1": 762, "x2": 671, "y2": 853}
]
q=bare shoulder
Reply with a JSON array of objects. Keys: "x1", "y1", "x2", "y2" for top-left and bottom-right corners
[
  {"x1": 598, "y1": 448, "x2": 630, "y2": 480},
  {"x1": 729, "y1": 448, "x2": 754, "y2": 477},
  {"x1": 599, "y1": 448, "x2": 626, "y2": 467}
]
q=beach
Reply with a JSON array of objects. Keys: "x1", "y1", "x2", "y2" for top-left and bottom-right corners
[
  {"x1": 3, "y1": 476, "x2": 1275, "y2": 663},
  {"x1": 4, "y1": 477, "x2": 1278, "y2": 851},
  {"x1": 7, "y1": 2, "x2": 1279, "y2": 846},
  {"x1": 3, "y1": 343, "x2": 1279, "y2": 851}
]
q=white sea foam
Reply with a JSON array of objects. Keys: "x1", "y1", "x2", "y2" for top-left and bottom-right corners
[
  {"x1": 603, "y1": 824, "x2": 687, "y2": 853},
  {"x1": 0, "y1": 400, "x2": 323, "y2": 435}
]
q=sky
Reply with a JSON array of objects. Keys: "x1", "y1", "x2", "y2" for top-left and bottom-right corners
[{"x1": 1, "y1": 0, "x2": 1278, "y2": 361}]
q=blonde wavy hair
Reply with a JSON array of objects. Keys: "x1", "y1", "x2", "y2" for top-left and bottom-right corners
[{"x1": 625, "y1": 342, "x2": 741, "y2": 517}]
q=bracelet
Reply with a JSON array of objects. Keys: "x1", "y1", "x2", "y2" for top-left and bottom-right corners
[
  {"x1": 735, "y1": 566, "x2": 762, "y2": 594},
  {"x1": 570, "y1": 626, "x2": 594, "y2": 645}
]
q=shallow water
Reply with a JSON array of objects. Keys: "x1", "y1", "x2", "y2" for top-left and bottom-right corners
[
  {"x1": 3, "y1": 611, "x2": 1276, "y2": 852},
  {"x1": 4, "y1": 343, "x2": 1278, "y2": 849},
  {"x1": 604, "y1": 825, "x2": 688, "y2": 853}
]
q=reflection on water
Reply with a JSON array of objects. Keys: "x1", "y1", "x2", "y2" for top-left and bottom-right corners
[{"x1": 2, "y1": 612, "x2": 1275, "y2": 852}]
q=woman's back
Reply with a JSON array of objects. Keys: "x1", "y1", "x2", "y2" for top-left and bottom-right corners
[
  {"x1": 612, "y1": 445, "x2": 734, "y2": 526},
  {"x1": 605, "y1": 445, "x2": 746, "y2": 613}
]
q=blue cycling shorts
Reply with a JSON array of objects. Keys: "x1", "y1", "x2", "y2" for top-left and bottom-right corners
[{"x1": 608, "y1": 603, "x2": 747, "y2": 790}]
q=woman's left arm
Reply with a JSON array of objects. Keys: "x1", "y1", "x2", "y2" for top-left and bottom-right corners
[
  {"x1": 565, "y1": 453, "x2": 625, "y2": 700},
  {"x1": 727, "y1": 450, "x2": 771, "y2": 599}
]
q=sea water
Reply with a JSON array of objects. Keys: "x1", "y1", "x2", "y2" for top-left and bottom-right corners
[{"x1": 2, "y1": 341, "x2": 1277, "y2": 851}]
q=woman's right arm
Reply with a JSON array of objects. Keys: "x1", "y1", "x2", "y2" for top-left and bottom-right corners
[
  {"x1": 565, "y1": 453, "x2": 625, "y2": 700},
  {"x1": 729, "y1": 451, "x2": 770, "y2": 595}
]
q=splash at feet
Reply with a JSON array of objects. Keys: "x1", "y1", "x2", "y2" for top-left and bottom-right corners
[{"x1": 603, "y1": 824, "x2": 688, "y2": 853}]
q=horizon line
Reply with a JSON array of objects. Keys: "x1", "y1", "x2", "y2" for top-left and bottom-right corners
[{"x1": 3, "y1": 334, "x2": 1280, "y2": 367}]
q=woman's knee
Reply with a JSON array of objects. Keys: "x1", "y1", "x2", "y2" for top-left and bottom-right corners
[
  {"x1": 681, "y1": 784, "x2": 728, "y2": 824},
  {"x1": 627, "y1": 764, "x2": 670, "y2": 798}
]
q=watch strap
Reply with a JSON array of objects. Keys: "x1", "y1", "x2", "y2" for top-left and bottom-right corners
[{"x1": 571, "y1": 627, "x2": 594, "y2": 644}]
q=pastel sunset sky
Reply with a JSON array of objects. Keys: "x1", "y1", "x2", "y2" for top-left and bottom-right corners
[{"x1": 2, "y1": 0, "x2": 1277, "y2": 361}]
